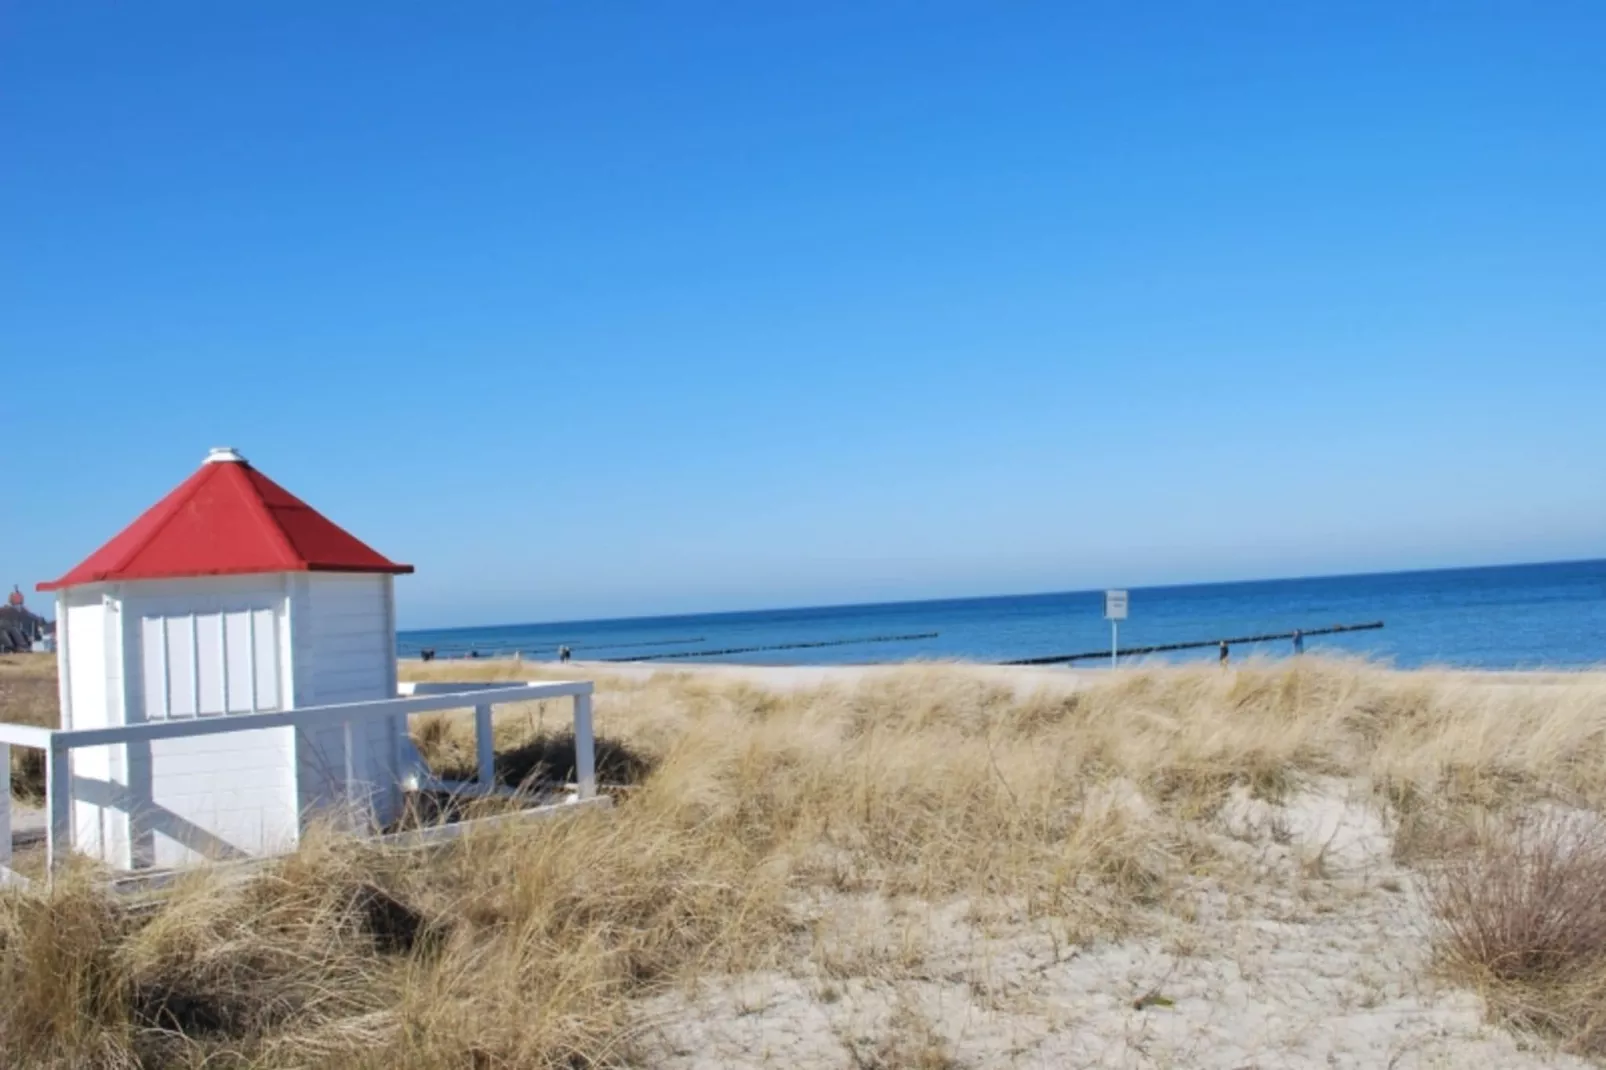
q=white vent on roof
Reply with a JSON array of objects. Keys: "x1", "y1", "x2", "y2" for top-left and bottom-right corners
[{"x1": 204, "y1": 447, "x2": 247, "y2": 464}]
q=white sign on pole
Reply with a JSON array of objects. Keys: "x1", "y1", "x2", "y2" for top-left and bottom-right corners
[{"x1": 1104, "y1": 590, "x2": 1128, "y2": 670}]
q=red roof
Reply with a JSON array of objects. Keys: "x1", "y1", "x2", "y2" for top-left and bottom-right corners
[{"x1": 39, "y1": 451, "x2": 413, "y2": 591}]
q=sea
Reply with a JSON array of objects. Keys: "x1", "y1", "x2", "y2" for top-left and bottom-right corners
[{"x1": 397, "y1": 559, "x2": 1606, "y2": 671}]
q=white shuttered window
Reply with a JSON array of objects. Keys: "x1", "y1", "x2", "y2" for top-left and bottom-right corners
[{"x1": 140, "y1": 607, "x2": 280, "y2": 720}]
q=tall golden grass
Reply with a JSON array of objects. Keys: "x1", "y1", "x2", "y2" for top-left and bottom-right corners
[
  {"x1": 0, "y1": 655, "x2": 54, "y2": 801},
  {"x1": 1, "y1": 655, "x2": 1605, "y2": 1066}
]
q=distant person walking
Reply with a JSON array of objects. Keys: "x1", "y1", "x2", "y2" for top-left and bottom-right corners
[
  {"x1": 1218, "y1": 640, "x2": 1230, "y2": 666},
  {"x1": 559, "y1": 645, "x2": 572, "y2": 663},
  {"x1": 1292, "y1": 629, "x2": 1304, "y2": 655}
]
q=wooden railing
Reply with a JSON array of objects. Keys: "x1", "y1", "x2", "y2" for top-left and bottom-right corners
[{"x1": 0, "y1": 680, "x2": 595, "y2": 883}]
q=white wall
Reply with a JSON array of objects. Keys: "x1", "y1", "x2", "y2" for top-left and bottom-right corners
[
  {"x1": 59, "y1": 586, "x2": 129, "y2": 864},
  {"x1": 118, "y1": 575, "x2": 298, "y2": 867},
  {"x1": 139, "y1": 725, "x2": 300, "y2": 867},
  {"x1": 130, "y1": 577, "x2": 287, "y2": 722},
  {"x1": 292, "y1": 574, "x2": 401, "y2": 825}
]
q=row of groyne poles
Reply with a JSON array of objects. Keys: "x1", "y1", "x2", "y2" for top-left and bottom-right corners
[
  {"x1": 1003, "y1": 621, "x2": 1385, "y2": 666},
  {"x1": 406, "y1": 622, "x2": 1384, "y2": 665}
]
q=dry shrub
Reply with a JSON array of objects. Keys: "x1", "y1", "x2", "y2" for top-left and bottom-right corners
[{"x1": 1426, "y1": 810, "x2": 1606, "y2": 1053}]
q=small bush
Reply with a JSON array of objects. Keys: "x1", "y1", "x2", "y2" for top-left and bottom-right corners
[{"x1": 1426, "y1": 810, "x2": 1606, "y2": 1052}]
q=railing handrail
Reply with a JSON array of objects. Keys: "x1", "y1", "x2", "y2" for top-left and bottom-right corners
[
  {"x1": 1, "y1": 679, "x2": 598, "y2": 880},
  {"x1": 8, "y1": 680, "x2": 589, "y2": 750},
  {"x1": 0, "y1": 723, "x2": 55, "y2": 750}
]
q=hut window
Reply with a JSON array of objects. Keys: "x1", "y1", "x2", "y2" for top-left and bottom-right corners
[{"x1": 140, "y1": 607, "x2": 280, "y2": 720}]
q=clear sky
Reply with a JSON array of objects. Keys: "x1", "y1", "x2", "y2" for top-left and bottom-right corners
[{"x1": 4, "y1": 2, "x2": 1604, "y2": 628}]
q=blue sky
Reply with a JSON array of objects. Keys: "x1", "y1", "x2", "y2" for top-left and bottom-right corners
[{"x1": 4, "y1": 2, "x2": 1604, "y2": 628}]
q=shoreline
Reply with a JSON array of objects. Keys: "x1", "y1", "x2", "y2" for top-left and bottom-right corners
[{"x1": 401, "y1": 654, "x2": 1606, "y2": 693}]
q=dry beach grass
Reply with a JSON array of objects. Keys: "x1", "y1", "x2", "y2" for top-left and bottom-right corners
[{"x1": 2, "y1": 653, "x2": 1606, "y2": 1066}]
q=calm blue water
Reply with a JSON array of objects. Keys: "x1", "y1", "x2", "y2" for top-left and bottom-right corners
[{"x1": 398, "y1": 560, "x2": 1606, "y2": 670}]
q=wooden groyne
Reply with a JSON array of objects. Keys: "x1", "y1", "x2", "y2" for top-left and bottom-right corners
[
  {"x1": 411, "y1": 637, "x2": 707, "y2": 660},
  {"x1": 568, "y1": 637, "x2": 707, "y2": 653},
  {"x1": 1003, "y1": 621, "x2": 1384, "y2": 666},
  {"x1": 605, "y1": 632, "x2": 940, "y2": 662}
]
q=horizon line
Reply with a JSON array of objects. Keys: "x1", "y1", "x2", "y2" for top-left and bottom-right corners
[{"x1": 397, "y1": 554, "x2": 1606, "y2": 636}]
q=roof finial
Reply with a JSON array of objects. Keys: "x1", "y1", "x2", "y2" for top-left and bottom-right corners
[
  {"x1": 7, "y1": 585, "x2": 22, "y2": 608},
  {"x1": 204, "y1": 447, "x2": 247, "y2": 465}
]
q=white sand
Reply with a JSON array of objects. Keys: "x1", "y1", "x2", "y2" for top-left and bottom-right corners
[
  {"x1": 575, "y1": 659, "x2": 1093, "y2": 696},
  {"x1": 639, "y1": 777, "x2": 1585, "y2": 1068},
  {"x1": 577, "y1": 658, "x2": 1601, "y2": 697}
]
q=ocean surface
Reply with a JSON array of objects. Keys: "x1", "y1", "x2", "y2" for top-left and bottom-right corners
[{"x1": 398, "y1": 559, "x2": 1606, "y2": 671}]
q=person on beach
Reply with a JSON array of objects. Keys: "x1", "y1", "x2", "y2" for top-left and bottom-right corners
[
  {"x1": 559, "y1": 645, "x2": 572, "y2": 663},
  {"x1": 1292, "y1": 629, "x2": 1304, "y2": 655},
  {"x1": 1219, "y1": 640, "x2": 1229, "y2": 666}
]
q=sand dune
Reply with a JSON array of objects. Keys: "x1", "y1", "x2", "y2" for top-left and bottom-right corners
[{"x1": 6, "y1": 656, "x2": 1606, "y2": 1067}]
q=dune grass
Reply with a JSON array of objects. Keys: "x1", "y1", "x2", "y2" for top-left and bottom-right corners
[
  {"x1": 0, "y1": 654, "x2": 55, "y2": 802},
  {"x1": 1, "y1": 656, "x2": 1605, "y2": 1066}
]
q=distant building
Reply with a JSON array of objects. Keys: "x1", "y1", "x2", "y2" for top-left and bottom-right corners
[{"x1": 0, "y1": 585, "x2": 50, "y2": 653}]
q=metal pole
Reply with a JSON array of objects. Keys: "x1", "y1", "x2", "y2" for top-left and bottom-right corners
[{"x1": 1110, "y1": 621, "x2": 1118, "y2": 669}]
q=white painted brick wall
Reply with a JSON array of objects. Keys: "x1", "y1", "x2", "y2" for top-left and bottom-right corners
[
  {"x1": 146, "y1": 727, "x2": 299, "y2": 867},
  {"x1": 62, "y1": 590, "x2": 133, "y2": 865},
  {"x1": 296, "y1": 574, "x2": 401, "y2": 825}
]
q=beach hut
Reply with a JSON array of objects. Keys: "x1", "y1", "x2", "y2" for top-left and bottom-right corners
[{"x1": 37, "y1": 447, "x2": 416, "y2": 868}]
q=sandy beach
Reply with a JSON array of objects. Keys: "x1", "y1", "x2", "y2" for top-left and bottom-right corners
[
  {"x1": 569, "y1": 655, "x2": 1601, "y2": 695},
  {"x1": 569, "y1": 657, "x2": 1097, "y2": 695}
]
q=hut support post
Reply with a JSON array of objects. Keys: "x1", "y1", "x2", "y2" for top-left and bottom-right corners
[{"x1": 47, "y1": 738, "x2": 70, "y2": 872}]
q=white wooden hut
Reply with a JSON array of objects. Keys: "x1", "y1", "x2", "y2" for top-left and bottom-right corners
[{"x1": 38, "y1": 447, "x2": 416, "y2": 869}]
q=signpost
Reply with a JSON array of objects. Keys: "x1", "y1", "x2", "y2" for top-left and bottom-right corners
[{"x1": 1104, "y1": 589, "x2": 1128, "y2": 668}]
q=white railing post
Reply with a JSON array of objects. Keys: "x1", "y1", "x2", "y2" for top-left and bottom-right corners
[
  {"x1": 0, "y1": 742, "x2": 10, "y2": 867},
  {"x1": 47, "y1": 736, "x2": 70, "y2": 872},
  {"x1": 573, "y1": 692, "x2": 595, "y2": 800},
  {"x1": 474, "y1": 704, "x2": 494, "y2": 789}
]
